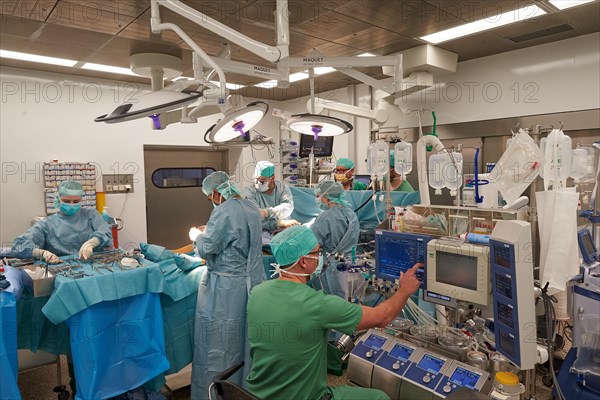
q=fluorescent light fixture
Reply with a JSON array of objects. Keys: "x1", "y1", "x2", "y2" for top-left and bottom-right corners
[
  {"x1": 81, "y1": 63, "x2": 139, "y2": 76},
  {"x1": 358, "y1": 52, "x2": 376, "y2": 57},
  {"x1": 313, "y1": 67, "x2": 336, "y2": 75},
  {"x1": 206, "y1": 101, "x2": 269, "y2": 142},
  {"x1": 254, "y1": 80, "x2": 278, "y2": 89},
  {"x1": 287, "y1": 114, "x2": 353, "y2": 140},
  {"x1": 420, "y1": 5, "x2": 547, "y2": 44},
  {"x1": 549, "y1": 0, "x2": 596, "y2": 10},
  {"x1": 0, "y1": 49, "x2": 78, "y2": 67},
  {"x1": 289, "y1": 72, "x2": 309, "y2": 82}
]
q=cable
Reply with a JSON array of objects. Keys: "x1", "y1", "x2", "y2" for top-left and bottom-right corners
[
  {"x1": 539, "y1": 282, "x2": 566, "y2": 400},
  {"x1": 118, "y1": 193, "x2": 129, "y2": 220}
]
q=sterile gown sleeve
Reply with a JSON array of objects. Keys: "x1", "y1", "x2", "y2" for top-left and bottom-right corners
[
  {"x1": 269, "y1": 183, "x2": 294, "y2": 220},
  {"x1": 194, "y1": 207, "x2": 235, "y2": 261},
  {"x1": 87, "y1": 209, "x2": 113, "y2": 248},
  {"x1": 11, "y1": 219, "x2": 51, "y2": 259}
]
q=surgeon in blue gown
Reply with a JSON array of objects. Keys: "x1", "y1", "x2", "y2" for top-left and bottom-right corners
[
  {"x1": 310, "y1": 180, "x2": 360, "y2": 300},
  {"x1": 189, "y1": 171, "x2": 264, "y2": 399},
  {"x1": 12, "y1": 180, "x2": 112, "y2": 261},
  {"x1": 245, "y1": 160, "x2": 299, "y2": 231}
]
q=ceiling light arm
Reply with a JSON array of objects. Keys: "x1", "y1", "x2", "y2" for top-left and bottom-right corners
[
  {"x1": 336, "y1": 67, "x2": 398, "y2": 95},
  {"x1": 152, "y1": 0, "x2": 287, "y2": 63},
  {"x1": 151, "y1": 4, "x2": 226, "y2": 100},
  {"x1": 309, "y1": 68, "x2": 316, "y2": 114},
  {"x1": 310, "y1": 98, "x2": 385, "y2": 122}
]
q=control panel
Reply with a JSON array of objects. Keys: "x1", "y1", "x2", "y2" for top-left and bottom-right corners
[
  {"x1": 375, "y1": 230, "x2": 431, "y2": 288},
  {"x1": 375, "y1": 340, "x2": 418, "y2": 377},
  {"x1": 347, "y1": 330, "x2": 395, "y2": 388},
  {"x1": 490, "y1": 220, "x2": 536, "y2": 370},
  {"x1": 434, "y1": 360, "x2": 490, "y2": 398},
  {"x1": 403, "y1": 351, "x2": 451, "y2": 393}
]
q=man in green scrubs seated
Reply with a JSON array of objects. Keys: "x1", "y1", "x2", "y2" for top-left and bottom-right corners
[
  {"x1": 246, "y1": 226, "x2": 422, "y2": 400},
  {"x1": 335, "y1": 158, "x2": 367, "y2": 190}
]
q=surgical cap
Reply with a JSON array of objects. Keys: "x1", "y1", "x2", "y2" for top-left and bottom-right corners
[
  {"x1": 216, "y1": 180, "x2": 241, "y2": 200},
  {"x1": 389, "y1": 150, "x2": 395, "y2": 169},
  {"x1": 58, "y1": 180, "x2": 83, "y2": 197},
  {"x1": 202, "y1": 171, "x2": 229, "y2": 196},
  {"x1": 336, "y1": 158, "x2": 355, "y2": 169},
  {"x1": 270, "y1": 225, "x2": 319, "y2": 266},
  {"x1": 254, "y1": 161, "x2": 275, "y2": 178},
  {"x1": 315, "y1": 179, "x2": 346, "y2": 205}
]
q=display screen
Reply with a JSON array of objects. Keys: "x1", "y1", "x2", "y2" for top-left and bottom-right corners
[
  {"x1": 449, "y1": 367, "x2": 481, "y2": 389},
  {"x1": 435, "y1": 251, "x2": 478, "y2": 291},
  {"x1": 499, "y1": 330, "x2": 516, "y2": 358},
  {"x1": 389, "y1": 343, "x2": 414, "y2": 362},
  {"x1": 417, "y1": 354, "x2": 445, "y2": 374},
  {"x1": 495, "y1": 273, "x2": 513, "y2": 299},
  {"x1": 363, "y1": 334, "x2": 387, "y2": 351},
  {"x1": 299, "y1": 134, "x2": 334, "y2": 157},
  {"x1": 377, "y1": 234, "x2": 426, "y2": 279},
  {"x1": 497, "y1": 302, "x2": 515, "y2": 328},
  {"x1": 493, "y1": 244, "x2": 512, "y2": 269}
]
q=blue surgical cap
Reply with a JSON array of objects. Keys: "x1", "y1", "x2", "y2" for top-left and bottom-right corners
[
  {"x1": 216, "y1": 180, "x2": 241, "y2": 200},
  {"x1": 270, "y1": 226, "x2": 319, "y2": 266},
  {"x1": 336, "y1": 158, "x2": 355, "y2": 169},
  {"x1": 202, "y1": 171, "x2": 241, "y2": 199},
  {"x1": 255, "y1": 161, "x2": 275, "y2": 178},
  {"x1": 315, "y1": 179, "x2": 347, "y2": 205},
  {"x1": 58, "y1": 180, "x2": 83, "y2": 197}
]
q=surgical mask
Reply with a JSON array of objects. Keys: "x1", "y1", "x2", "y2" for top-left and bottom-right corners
[
  {"x1": 255, "y1": 180, "x2": 270, "y2": 192},
  {"x1": 306, "y1": 253, "x2": 324, "y2": 280},
  {"x1": 271, "y1": 253, "x2": 324, "y2": 281},
  {"x1": 335, "y1": 173, "x2": 350, "y2": 184},
  {"x1": 315, "y1": 197, "x2": 329, "y2": 211},
  {"x1": 60, "y1": 201, "x2": 81, "y2": 216}
]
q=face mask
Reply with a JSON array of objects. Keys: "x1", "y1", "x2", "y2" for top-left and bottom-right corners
[
  {"x1": 255, "y1": 181, "x2": 270, "y2": 192},
  {"x1": 60, "y1": 202, "x2": 81, "y2": 216},
  {"x1": 309, "y1": 253, "x2": 324, "y2": 280},
  {"x1": 335, "y1": 173, "x2": 350, "y2": 184},
  {"x1": 272, "y1": 253, "x2": 324, "y2": 281},
  {"x1": 315, "y1": 197, "x2": 329, "y2": 211}
]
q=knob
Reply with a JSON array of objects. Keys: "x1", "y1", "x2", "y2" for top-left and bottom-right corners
[
  {"x1": 392, "y1": 362, "x2": 400, "y2": 370},
  {"x1": 443, "y1": 385, "x2": 452, "y2": 393},
  {"x1": 422, "y1": 375, "x2": 431, "y2": 383},
  {"x1": 366, "y1": 351, "x2": 373, "y2": 358}
]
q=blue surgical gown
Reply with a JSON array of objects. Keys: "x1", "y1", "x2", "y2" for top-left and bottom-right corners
[
  {"x1": 192, "y1": 198, "x2": 264, "y2": 399},
  {"x1": 310, "y1": 205, "x2": 360, "y2": 299},
  {"x1": 245, "y1": 181, "x2": 294, "y2": 231},
  {"x1": 11, "y1": 208, "x2": 113, "y2": 258}
]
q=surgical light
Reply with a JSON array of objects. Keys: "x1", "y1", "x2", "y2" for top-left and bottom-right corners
[
  {"x1": 206, "y1": 101, "x2": 269, "y2": 142},
  {"x1": 287, "y1": 114, "x2": 353, "y2": 140}
]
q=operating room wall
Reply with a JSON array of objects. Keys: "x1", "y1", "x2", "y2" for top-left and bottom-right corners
[{"x1": 0, "y1": 67, "x2": 278, "y2": 249}]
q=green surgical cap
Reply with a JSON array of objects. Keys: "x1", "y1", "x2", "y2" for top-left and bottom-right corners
[
  {"x1": 389, "y1": 150, "x2": 395, "y2": 169},
  {"x1": 202, "y1": 171, "x2": 230, "y2": 196},
  {"x1": 270, "y1": 225, "x2": 319, "y2": 266},
  {"x1": 255, "y1": 161, "x2": 275, "y2": 178},
  {"x1": 315, "y1": 179, "x2": 346, "y2": 205},
  {"x1": 336, "y1": 157, "x2": 355, "y2": 169},
  {"x1": 216, "y1": 180, "x2": 241, "y2": 200},
  {"x1": 58, "y1": 180, "x2": 83, "y2": 197}
]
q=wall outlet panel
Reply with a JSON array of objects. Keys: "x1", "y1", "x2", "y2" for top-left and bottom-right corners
[{"x1": 102, "y1": 174, "x2": 134, "y2": 193}]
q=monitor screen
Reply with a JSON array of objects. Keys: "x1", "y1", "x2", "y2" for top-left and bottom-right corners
[
  {"x1": 435, "y1": 251, "x2": 478, "y2": 291},
  {"x1": 299, "y1": 134, "x2": 334, "y2": 157},
  {"x1": 354, "y1": 174, "x2": 371, "y2": 187},
  {"x1": 449, "y1": 367, "x2": 481, "y2": 389},
  {"x1": 389, "y1": 343, "x2": 414, "y2": 362},
  {"x1": 499, "y1": 330, "x2": 516, "y2": 358},
  {"x1": 376, "y1": 232, "x2": 428, "y2": 281},
  {"x1": 417, "y1": 354, "x2": 445, "y2": 374},
  {"x1": 582, "y1": 233, "x2": 596, "y2": 255},
  {"x1": 363, "y1": 334, "x2": 387, "y2": 351}
]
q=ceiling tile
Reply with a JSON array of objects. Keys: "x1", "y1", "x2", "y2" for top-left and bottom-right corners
[
  {"x1": 0, "y1": 14, "x2": 44, "y2": 38},
  {"x1": 0, "y1": 0, "x2": 59, "y2": 22}
]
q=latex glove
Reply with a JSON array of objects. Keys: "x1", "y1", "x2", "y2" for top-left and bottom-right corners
[
  {"x1": 277, "y1": 219, "x2": 300, "y2": 228},
  {"x1": 259, "y1": 209, "x2": 269, "y2": 219},
  {"x1": 32, "y1": 249, "x2": 60, "y2": 264},
  {"x1": 189, "y1": 227, "x2": 203, "y2": 242},
  {"x1": 79, "y1": 237, "x2": 100, "y2": 260}
]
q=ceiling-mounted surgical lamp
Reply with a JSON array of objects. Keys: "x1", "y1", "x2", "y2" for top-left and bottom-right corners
[
  {"x1": 287, "y1": 114, "x2": 353, "y2": 140},
  {"x1": 205, "y1": 101, "x2": 269, "y2": 143}
]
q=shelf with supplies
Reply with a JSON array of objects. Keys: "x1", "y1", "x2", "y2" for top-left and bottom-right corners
[{"x1": 43, "y1": 162, "x2": 97, "y2": 215}]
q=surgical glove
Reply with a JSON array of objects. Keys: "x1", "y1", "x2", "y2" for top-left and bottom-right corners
[
  {"x1": 32, "y1": 249, "x2": 60, "y2": 264},
  {"x1": 277, "y1": 219, "x2": 300, "y2": 228},
  {"x1": 259, "y1": 209, "x2": 269, "y2": 219},
  {"x1": 79, "y1": 237, "x2": 100, "y2": 260},
  {"x1": 189, "y1": 227, "x2": 202, "y2": 242}
]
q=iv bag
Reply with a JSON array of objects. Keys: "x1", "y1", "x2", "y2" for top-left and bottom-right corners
[
  {"x1": 369, "y1": 141, "x2": 389, "y2": 176},
  {"x1": 492, "y1": 129, "x2": 543, "y2": 205},
  {"x1": 443, "y1": 152, "x2": 463, "y2": 196},
  {"x1": 394, "y1": 141, "x2": 413, "y2": 176},
  {"x1": 429, "y1": 153, "x2": 446, "y2": 195}
]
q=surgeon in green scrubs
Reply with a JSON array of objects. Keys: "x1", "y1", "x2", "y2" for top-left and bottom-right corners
[
  {"x1": 246, "y1": 226, "x2": 421, "y2": 400},
  {"x1": 334, "y1": 158, "x2": 367, "y2": 190}
]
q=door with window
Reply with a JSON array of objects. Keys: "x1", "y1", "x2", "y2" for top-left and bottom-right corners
[{"x1": 144, "y1": 146, "x2": 226, "y2": 249}]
